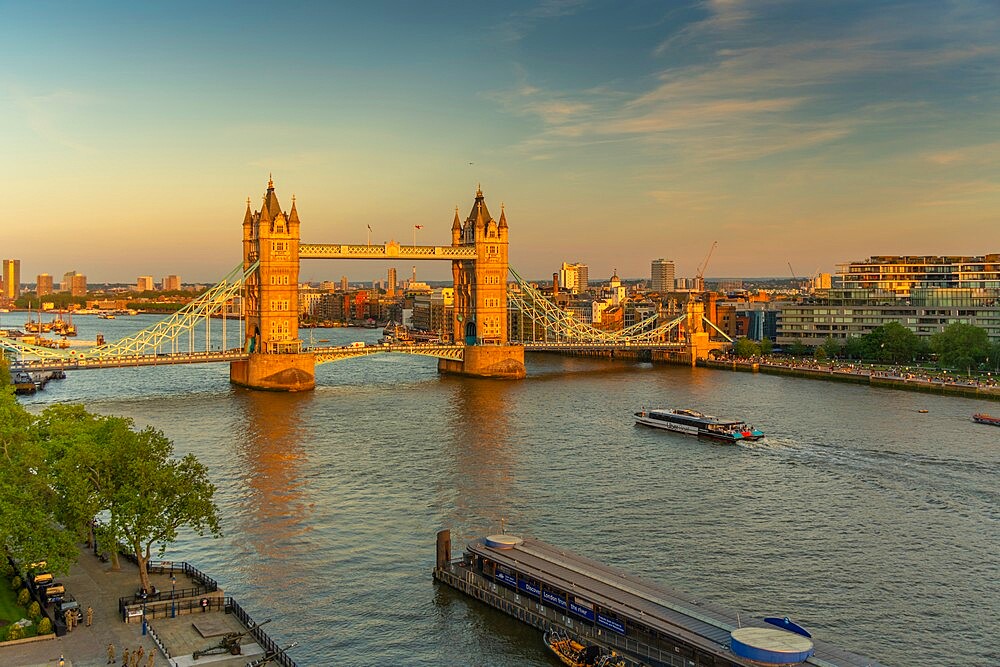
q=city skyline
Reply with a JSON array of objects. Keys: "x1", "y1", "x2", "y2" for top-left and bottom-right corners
[{"x1": 3, "y1": 1, "x2": 998, "y2": 283}]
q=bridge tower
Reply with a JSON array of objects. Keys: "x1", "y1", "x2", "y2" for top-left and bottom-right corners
[
  {"x1": 230, "y1": 177, "x2": 316, "y2": 391},
  {"x1": 439, "y1": 186, "x2": 525, "y2": 379}
]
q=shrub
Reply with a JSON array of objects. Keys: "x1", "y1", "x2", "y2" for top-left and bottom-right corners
[
  {"x1": 27, "y1": 601, "x2": 41, "y2": 620},
  {"x1": 1, "y1": 561, "x2": 12, "y2": 576},
  {"x1": 6, "y1": 623, "x2": 24, "y2": 641},
  {"x1": 17, "y1": 587, "x2": 30, "y2": 606},
  {"x1": 10, "y1": 575, "x2": 21, "y2": 590},
  {"x1": 36, "y1": 616, "x2": 53, "y2": 635}
]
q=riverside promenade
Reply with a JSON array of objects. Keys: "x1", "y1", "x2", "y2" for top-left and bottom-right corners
[
  {"x1": 704, "y1": 357, "x2": 1000, "y2": 401},
  {"x1": 2, "y1": 544, "x2": 276, "y2": 667}
]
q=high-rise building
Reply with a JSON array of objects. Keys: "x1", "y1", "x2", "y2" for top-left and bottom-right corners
[
  {"x1": 137, "y1": 276, "x2": 155, "y2": 292},
  {"x1": 340, "y1": 276, "x2": 348, "y2": 292},
  {"x1": 387, "y1": 267, "x2": 397, "y2": 296},
  {"x1": 558, "y1": 262, "x2": 589, "y2": 294},
  {"x1": 61, "y1": 271, "x2": 76, "y2": 292},
  {"x1": 162, "y1": 275, "x2": 181, "y2": 291},
  {"x1": 651, "y1": 259, "x2": 675, "y2": 293},
  {"x1": 2, "y1": 259, "x2": 20, "y2": 299},
  {"x1": 68, "y1": 273, "x2": 87, "y2": 296},
  {"x1": 36, "y1": 273, "x2": 53, "y2": 297}
]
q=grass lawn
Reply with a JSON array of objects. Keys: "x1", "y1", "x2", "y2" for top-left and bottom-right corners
[{"x1": 0, "y1": 580, "x2": 39, "y2": 640}]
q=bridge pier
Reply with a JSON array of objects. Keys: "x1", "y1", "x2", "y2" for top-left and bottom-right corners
[
  {"x1": 438, "y1": 345, "x2": 526, "y2": 379},
  {"x1": 230, "y1": 353, "x2": 316, "y2": 392}
]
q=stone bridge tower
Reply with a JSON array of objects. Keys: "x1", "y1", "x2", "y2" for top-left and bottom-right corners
[
  {"x1": 230, "y1": 177, "x2": 315, "y2": 391},
  {"x1": 439, "y1": 186, "x2": 525, "y2": 379}
]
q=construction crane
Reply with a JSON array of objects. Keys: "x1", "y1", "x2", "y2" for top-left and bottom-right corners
[{"x1": 696, "y1": 241, "x2": 718, "y2": 292}]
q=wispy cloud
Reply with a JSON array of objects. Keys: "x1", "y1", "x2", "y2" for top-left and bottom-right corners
[
  {"x1": 496, "y1": 1, "x2": 1000, "y2": 165},
  {"x1": 7, "y1": 86, "x2": 95, "y2": 153}
]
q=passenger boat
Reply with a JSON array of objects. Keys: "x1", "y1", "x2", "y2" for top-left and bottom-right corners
[
  {"x1": 634, "y1": 408, "x2": 764, "y2": 442},
  {"x1": 544, "y1": 630, "x2": 625, "y2": 667},
  {"x1": 973, "y1": 413, "x2": 1000, "y2": 426}
]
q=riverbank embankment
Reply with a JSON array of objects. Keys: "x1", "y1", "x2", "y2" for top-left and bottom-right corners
[{"x1": 702, "y1": 358, "x2": 1000, "y2": 401}]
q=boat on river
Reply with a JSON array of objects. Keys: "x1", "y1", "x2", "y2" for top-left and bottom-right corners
[
  {"x1": 972, "y1": 413, "x2": 1000, "y2": 426},
  {"x1": 634, "y1": 408, "x2": 764, "y2": 442},
  {"x1": 544, "y1": 630, "x2": 625, "y2": 667}
]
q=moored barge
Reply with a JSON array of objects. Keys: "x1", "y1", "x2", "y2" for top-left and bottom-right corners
[{"x1": 433, "y1": 530, "x2": 882, "y2": 667}]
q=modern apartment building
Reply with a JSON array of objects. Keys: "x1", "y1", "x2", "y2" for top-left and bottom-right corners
[
  {"x1": 777, "y1": 254, "x2": 1000, "y2": 346},
  {"x1": 836, "y1": 255, "x2": 1000, "y2": 294},
  {"x1": 650, "y1": 259, "x2": 675, "y2": 293},
  {"x1": 137, "y1": 276, "x2": 155, "y2": 292},
  {"x1": 162, "y1": 275, "x2": 181, "y2": 291},
  {"x1": 558, "y1": 262, "x2": 589, "y2": 294}
]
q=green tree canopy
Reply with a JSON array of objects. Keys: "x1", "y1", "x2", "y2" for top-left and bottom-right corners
[
  {"x1": 734, "y1": 337, "x2": 761, "y2": 357},
  {"x1": 97, "y1": 423, "x2": 222, "y2": 591},
  {"x1": 932, "y1": 323, "x2": 991, "y2": 371},
  {"x1": 0, "y1": 360, "x2": 77, "y2": 573}
]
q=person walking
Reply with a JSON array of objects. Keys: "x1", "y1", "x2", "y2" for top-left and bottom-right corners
[
  {"x1": 107, "y1": 642, "x2": 116, "y2": 664},
  {"x1": 147, "y1": 651, "x2": 155, "y2": 667},
  {"x1": 64, "y1": 608, "x2": 74, "y2": 632},
  {"x1": 121, "y1": 647, "x2": 130, "y2": 666},
  {"x1": 135, "y1": 645, "x2": 145, "y2": 666},
  {"x1": 87, "y1": 605, "x2": 94, "y2": 626}
]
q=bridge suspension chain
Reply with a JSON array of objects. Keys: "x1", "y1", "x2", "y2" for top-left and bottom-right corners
[
  {"x1": 83, "y1": 261, "x2": 257, "y2": 358},
  {"x1": 507, "y1": 267, "x2": 687, "y2": 344}
]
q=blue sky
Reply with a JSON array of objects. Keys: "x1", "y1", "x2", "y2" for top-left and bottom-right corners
[{"x1": 2, "y1": 1, "x2": 998, "y2": 283}]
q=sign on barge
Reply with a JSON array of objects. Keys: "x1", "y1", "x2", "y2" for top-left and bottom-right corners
[{"x1": 433, "y1": 530, "x2": 882, "y2": 667}]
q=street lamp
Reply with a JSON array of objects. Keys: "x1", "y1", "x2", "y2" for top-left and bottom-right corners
[{"x1": 171, "y1": 574, "x2": 177, "y2": 618}]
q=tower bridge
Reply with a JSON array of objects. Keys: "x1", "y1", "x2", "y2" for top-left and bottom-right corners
[{"x1": 2, "y1": 179, "x2": 730, "y2": 390}]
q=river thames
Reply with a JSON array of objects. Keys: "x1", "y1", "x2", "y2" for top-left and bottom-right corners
[{"x1": 15, "y1": 314, "x2": 999, "y2": 666}]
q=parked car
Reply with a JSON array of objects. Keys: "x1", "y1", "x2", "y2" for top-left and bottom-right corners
[
  {"x1": 44, "y1": 583, "x2": 66, "y2": 604},
  {"x1": 57, "y1": 593, "x2": 80, "y2": 616}
]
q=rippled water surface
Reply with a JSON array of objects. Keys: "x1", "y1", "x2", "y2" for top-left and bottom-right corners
[{"x1": 18, "y1": 315, "x2": 1000, "y2": 666}]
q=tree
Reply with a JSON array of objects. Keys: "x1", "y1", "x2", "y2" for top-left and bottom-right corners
[
  {"x1": 932, "y1": 323, "x2": 991, "y2": 371},
  {"x1": 0, "y1": 360, "x2": 77, "y2": 574},
  {"x1": 880, "y1": 322, "x2": 920, "y2": 364},
  {"x1": 788, "y1": 341, "x2": 809, "y2": 357},
  {"x1": 821, "y1": 336, "x2": 841, "y2": 360},
  {"x1": 843, "y1": 335, "x2": 866, "y2": 360},
  {"x1": 759, "y1": 338, "x2": 774, "y2": 355},
  {"x1": 99, "y1": 424, "x2": 222, "y2": 591},
  {"x1": 734, "y1": 337, "x2": 761, "y2": 357}
]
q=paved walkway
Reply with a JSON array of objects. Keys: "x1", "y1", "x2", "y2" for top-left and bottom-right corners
[{"x1": 1, "y1": 544, "x2": 262, "y2": 667}]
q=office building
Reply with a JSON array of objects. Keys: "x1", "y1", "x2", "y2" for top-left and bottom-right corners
[
  {"x1": 36, "y1": 273, "x2": 54, "y2": 297},
  {"x1": 2, "y1": 259, "x2": 20, "y2": 299},
  {"x1": 650, "y1": 259, "x2": 675, "y2": 293}
]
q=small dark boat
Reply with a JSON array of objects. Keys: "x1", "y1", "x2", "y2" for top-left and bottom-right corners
[
  {"x1": 973, "y1": 413, "x2": 1000, "y2": 426},
  {"x1": 544, "y1": 630, "x2": 625, "y2": 667}
]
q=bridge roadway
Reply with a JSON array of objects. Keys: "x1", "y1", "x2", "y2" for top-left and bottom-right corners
[{"x1": 9, "y1": 341, "x2": 687, "y2": 373}]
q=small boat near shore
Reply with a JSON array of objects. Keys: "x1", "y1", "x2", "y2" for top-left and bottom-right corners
[
  {"x1": 544, "y1": 629, "x2": 624, "y2": 667},
  {"x1": 634, "y1": 408, "x2": 764, "y2": 442},
  {"x1": 972, "y1": 413, "x2": 1000, "y2": 426}
]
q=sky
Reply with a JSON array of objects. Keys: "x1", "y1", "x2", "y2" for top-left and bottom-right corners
[{"x1": 2, "y1": 0, "x2": 998, "y2": 284}]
